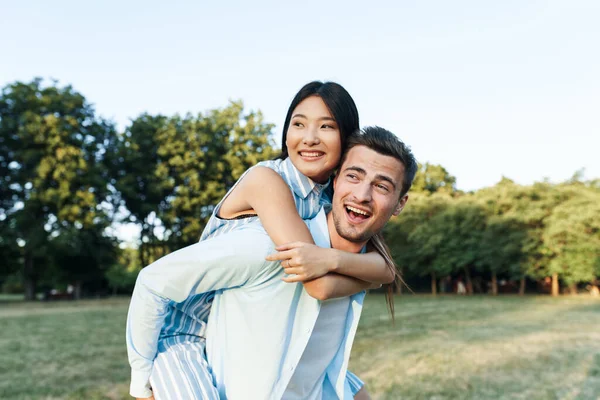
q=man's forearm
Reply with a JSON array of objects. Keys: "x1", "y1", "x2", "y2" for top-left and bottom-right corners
[{"x1": 127, "y1": 279, "x2": 170, "y2": 398}]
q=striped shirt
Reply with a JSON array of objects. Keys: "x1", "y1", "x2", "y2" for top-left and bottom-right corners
[{"x1": 156, "y1": 157, "x2": 331, "y2": 355}]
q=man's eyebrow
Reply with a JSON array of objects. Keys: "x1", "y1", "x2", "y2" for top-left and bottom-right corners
[
  {"x1": 343, "y1": 166, "x2": 366, "y2": 175},
  {"x1": 375, "y1": 174, "x2": 397, "y2": 190},
  {"x1": 344, "y1": 166, "x2": 398, "y2": 189},
  {"x1": 291, "y1": 113, "x2": 336, "y2": 122}
]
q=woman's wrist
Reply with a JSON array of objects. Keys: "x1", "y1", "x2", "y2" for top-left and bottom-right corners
[{"x1": 329, "y1": 249, "x2": 343, "y2": 273}]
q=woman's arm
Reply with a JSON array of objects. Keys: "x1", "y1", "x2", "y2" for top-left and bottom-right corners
[
  {"x1": 221, "y1": 167, "x2": 394, "y2": 287},
  {"x1": 267, "y1": 242, "x2": 395, "y2": 284},
  {"x1": 304, "y1": 274, "x2": 382, "y2": 301}
]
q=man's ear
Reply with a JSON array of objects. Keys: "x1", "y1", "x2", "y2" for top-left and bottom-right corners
[{"x1": 393, "y1": 194, "x2": 409, "y2": 216}]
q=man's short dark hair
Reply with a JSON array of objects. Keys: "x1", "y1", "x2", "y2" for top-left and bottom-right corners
[{"x1": 340, "y1": 126, "x2": 418, "y2": 197}]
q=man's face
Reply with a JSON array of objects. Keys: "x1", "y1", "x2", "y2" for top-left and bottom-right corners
[{"x1": 331, "y1": 145, "x2": 408, "y2": 245}]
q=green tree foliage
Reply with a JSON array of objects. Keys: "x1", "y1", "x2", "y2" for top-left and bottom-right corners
[
  {"x1": 477, "y1": 215, "x2": 527, "y2": 295},
  {"x1": 47, "y1": 223, "x2": 118, "y2": 298},
  {"x1": 386, "y1": 193, "x2": 454, "y2": 294},
  {"x1": 0, "y1": 216, "x2": 21, "y2": 279},
  {"x1": 2, "y1": 78, "x2": 598, "y2": 299},
  {"x1": 543, "y1": 185, "x2": 600, "y2": 292},
  {"x1": 0, "y1": 79, "x2": 118, "y2": 299},
  {"x1": 105, "y1": 247, "x2": 141, "y2": 295},
  {"x1": 411, "y1": 163, "x2": 457, "y2": 194},
  {"x1": 111, "y1": 101, "x2": 276, "y2": 265},
  {"x1": 107, "y1": 114, "x2": 172, "y2": 266},
  {"x1": 474, "y1": 180, "x2": 563, "y2": 292},
  {"x1": 429, "y1": 197, "x2": 487, "y2": 294}
]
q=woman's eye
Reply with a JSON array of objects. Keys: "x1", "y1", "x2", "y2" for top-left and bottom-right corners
[
  {"x1": 322, "y1": 124, "x2": 335, "y2": 129},
  {"x1": 292, "y1": 122, "x2": 304, "y2": 128}
]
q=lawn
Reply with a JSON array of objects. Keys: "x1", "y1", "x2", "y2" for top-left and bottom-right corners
[{"x1": 1, "y1": 295, "x2": 598, "y2": 400}]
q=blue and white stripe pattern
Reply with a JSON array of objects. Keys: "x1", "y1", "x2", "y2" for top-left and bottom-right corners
[
  {"x1": 150, "y1": 342, "x2": 220, "y2": 400},
  {"x1": 201, "y1": 157, "x2": 332, "y2": 240},
  {"x1": 157, "y1": 157, "x2": 331, "y2": 354},
  {"x1": 347, "y1": 370, "x2": 365, "y2": 396}
]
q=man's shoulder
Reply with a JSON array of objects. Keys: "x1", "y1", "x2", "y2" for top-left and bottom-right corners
[{"x1": 208, "y1": 222, "x2": 275, "y2": 259}]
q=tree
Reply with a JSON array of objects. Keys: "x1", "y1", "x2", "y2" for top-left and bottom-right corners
[
  {"x1": 107, "y1": 114, "x2": 173, "y2": 266},
  {"x1": 105, "y1": 247, "x2": 141, "y2": 295},
  {"x1": 0, "y1": 79, "x2": 118, "y2": 299},
  {"x1": 427, "y1": 197, "x2": 487, "y2": 295},
  {"x1": 477, "y1": 215, "x2": 527, "y2": 295},
  {"x1": 543, "y1": 187, "x2": 600, "y2": 294},
  {"x1": 112, "y1": 102, "x2": 276, "y2": 265},
  {"x1": 387, "y1": 193, "x2": 455, "y2": 295},
  {"x1": 411, "y1": 163, "x2": 457, "y2": 194},
  {"x1": 47, "y1": 223, "x2": 118, "y2": 298}
]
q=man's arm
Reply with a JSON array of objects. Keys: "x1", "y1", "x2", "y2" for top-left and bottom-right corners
[{"x1": 127, "y1": 228, "x2": 274, "y2": 398}]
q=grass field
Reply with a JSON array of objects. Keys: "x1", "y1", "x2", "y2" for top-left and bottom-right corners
[{"x1": 1, "y1": 295, "x2": 598, "y2": 400}]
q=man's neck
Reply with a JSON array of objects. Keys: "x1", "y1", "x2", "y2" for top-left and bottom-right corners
[{"x1": 326, "y1": 212, "x2": 367, "y2": 253}]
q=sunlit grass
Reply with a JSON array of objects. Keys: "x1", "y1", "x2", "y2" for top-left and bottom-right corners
[
  {"x1": 352, "y1": 295, "x2": 600, "y2": 399},
  {"x1": 0, "y1": 295, "x2": 598, "y2": 399}
]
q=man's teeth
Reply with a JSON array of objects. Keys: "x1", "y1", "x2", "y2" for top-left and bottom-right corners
[
  {"x1": 300, "y1": 152, "x2": 322, "y2": 157},
  {"x1": 347, "y1": 206, "x2": 370, "y2": 216}
]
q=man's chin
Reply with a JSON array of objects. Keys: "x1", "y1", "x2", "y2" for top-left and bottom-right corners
[{"x1": 339, "y1": 229, "x2": 371, "y2": 244}]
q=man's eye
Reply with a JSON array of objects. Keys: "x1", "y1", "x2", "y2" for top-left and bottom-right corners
[{"x1": 377, "y1": 184, "x2": 390, "y2": 192}]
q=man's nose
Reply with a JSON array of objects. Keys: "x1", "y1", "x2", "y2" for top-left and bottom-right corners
[
  {"x1": 352, "y1": 182, "x2": 372, "y2": 203},
  {"x1": 302, "y1": 126, "x2": 320, "y2": 146}
]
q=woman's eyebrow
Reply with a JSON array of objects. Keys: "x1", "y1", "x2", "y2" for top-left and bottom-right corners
[{"x1": 291, "y1": 113, "x2": 335, "y2": 122}]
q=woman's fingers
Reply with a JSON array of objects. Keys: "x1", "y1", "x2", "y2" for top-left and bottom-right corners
[
  {"x1": 282, "y1": 267, "x2": 303, "y2": 275},
  {"x1": 265, "y1": 249, "x2": 295, "y2": 261},
  {"x1": 281, "y1": 274, "x2": 306, "y2": 283}
]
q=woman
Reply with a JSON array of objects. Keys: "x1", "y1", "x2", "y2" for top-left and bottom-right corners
[{"x1": 131, "y1": 81, "x2": 397, "y2": 400}]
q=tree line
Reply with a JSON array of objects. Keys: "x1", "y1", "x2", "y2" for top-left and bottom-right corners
[
  {"x1": 387, "y1": 175, "x2": 600, "y2": 296},
  {"x1": 0, "y1": 79, "x2": 598, "y2": 299}
]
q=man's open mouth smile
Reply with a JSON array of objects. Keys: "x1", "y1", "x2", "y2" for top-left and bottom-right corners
[{"x1": 345, "y1": 205, "x2": 372, "y2": 223}]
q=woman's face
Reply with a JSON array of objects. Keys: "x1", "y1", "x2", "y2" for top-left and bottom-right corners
[{"x1": 285, "y1": 96, "x2": 342, "y2": 183}]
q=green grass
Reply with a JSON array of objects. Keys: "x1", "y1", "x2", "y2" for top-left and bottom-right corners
[
  {"x1": 0, "y1": 295, "x2": 598, "y2": 399},
  {"x1": 0, "y1": 293, "x2": 25, "y2": 302}
]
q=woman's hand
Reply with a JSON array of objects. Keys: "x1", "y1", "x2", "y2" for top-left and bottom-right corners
[{"x1": 266, "y1": 242, "x2": 340, "y2": 282}]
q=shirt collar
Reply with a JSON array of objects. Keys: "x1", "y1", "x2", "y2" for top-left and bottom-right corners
[{"x1": 282, "y1": 157, "x2": 331, "y2": 200}]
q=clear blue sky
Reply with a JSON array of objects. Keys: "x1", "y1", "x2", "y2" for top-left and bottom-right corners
[{"x1": 2, "y1": 0, "x2": 599, "y2": 192}]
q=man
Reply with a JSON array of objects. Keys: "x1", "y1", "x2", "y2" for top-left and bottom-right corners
[{"x1": 127, "y1": 126, "x2": 417, "y2": 399}]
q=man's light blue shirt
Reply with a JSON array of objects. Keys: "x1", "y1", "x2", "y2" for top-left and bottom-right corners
[{"x1": 126, "y1": 209, "x2": 365, "y2": 399}]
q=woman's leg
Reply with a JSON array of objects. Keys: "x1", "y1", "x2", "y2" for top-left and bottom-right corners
[{"x1": 150, "y1": 342, "x2": 220, "y2": 400}]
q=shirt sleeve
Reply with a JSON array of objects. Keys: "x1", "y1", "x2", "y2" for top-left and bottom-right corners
[{"x1": 126, "y1": 226, "x2": 275, "y2": 398}]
